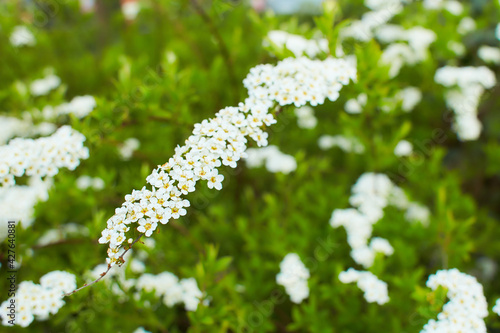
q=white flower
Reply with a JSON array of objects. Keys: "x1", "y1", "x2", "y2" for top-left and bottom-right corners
[
  {"x1": 30, "y1": 74, "x2": 61, "y2": 96},
  {"x1": 344, "y1": 93, "x2": 367, "y2": 114},
  {"x1": 318, "y1": 135, "x2": 365, "y2": 153},
  {"x1": 100, "y1": 56, "x2": 356, "y2": 265},
  {"x1": 493, "y1": 299, "x2": 500, "y2": 316},
  {"x1": 0, "y1": 126, "x2": 88, "y2": 188},
  {"x1": 457, "y1": 17, "x2": 476, "y2": 35},
  {"x1": 10, "y1": 26, "x2": 35, "y2": 47},
  {"x1": 394, "y1": 140, "x2": 413, "y2": 157},
  {"x1": 57, "y1": 95, "x2": 97, "y2": 118},
  {"x1": 265, "y1": 30, "x2": 328, "y2": 58},
  {"x1": 331, "y1": 173, "x2": 430, "y2": 267},
  {"x1": 245, "y1": 146, "x2": 297, "y2": 174},
  {"x1": 276, "y1": 253, "x2": 310, "y2": 304},
  {"x1": 339, "y1": 268, "x2": 389, "y2": 305},
  {"x1": 478, "y1": 46, "x2": 500, "y2": 65},
  {"x1": 421, "y1": 269, "x2": 488, "y2": 333},
  {"x1": 122, "y1": 1, "x2": 141, "y2": 20},
  {"x1": 0, "y1": 271, "x2": 75, "y2": 328}
]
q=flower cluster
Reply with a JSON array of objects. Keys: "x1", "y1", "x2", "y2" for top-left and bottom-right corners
[
  {"x1": 434, "y1": 66, "x2": 497, "y2": 141},
  {"x1": 338, "y1": 268, "x2": 389, "y2": 305},
  {"x1": 294, "y1": 106, "x2": 317, "y2": 129},
  {"x1": 330, "y1": 173, "x2": 430, "y2": 268},
  {"x1": 421, "y1": 269, "x2": 488, "y2": 333},
  {"x1": 265, "y1": 30, "x2": 328, "y2": 58},
  {"x1": 10, "y1": 26, "x2": 36, "y2": 47},
  {"x1": 0, "y1": 115, "x2": 56, "y2": 145},
  {"x1": 119, "y1": 138, "x2": 141, "y2": 160},
  {"x1": 477, "y1": 46, "x2": 500, "y2": 65},
  {"x1": 0, "y1": 271, "x2": 76, "y2": 328},
  {"x1": 42, "y1": 95, "x2": 97, "y2": 119},
  {"x1": 30, "y1": 74, "x2": 61, "y2": 96},
  {"x1": 0, "y1": 126, "x2": 89, "y2": 187},
  {"x1": 340, "y1": 0, "x2": 406, "y2": 42},
  {"x1": 76, "y1": 175, "x2": 105, "y2": 191},
  {"x1": 276, "y1": 253, "x2": 310, "y2": 304},
  {"x1": 493, "y1": 299, "x2": 500, "y2": 316},
  {"x1": 318, "y1": 135, "x2": 365, "y2": 153},
  {"x1": 0, "y1": 178, "x2": 52, "y2": 241},
  {"x1": 98, "y1": 56, "x2": 356, "y2": 266},
  {"x1": 245, "y1": 145, "x2": 297, "y2": 174},
  {"x1": 378, "y1": 26, "x2": 436, "y2": 77},
  {"x1": 136, "y1": 273, "x2": 204, "y2": 311},
  {"x1": 344, "y1": 93, "x2": 367, "y2": 114},
  {"x1": 422, "y1": 0, "x2": 464, "y2": 15},
  {"x1": 37, "y1": 223, "x2": 89, "y2": 247}
]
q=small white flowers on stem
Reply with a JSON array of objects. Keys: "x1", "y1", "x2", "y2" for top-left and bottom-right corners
[
  {"x1": 0, "y1": 126, "x2": 89, "y2": 188},
  {"x1": 97, "y1": 56, "x2": 356, "y2": 270},
  {"x1": 421, "y1": 269, "x2": 488, "y2": 333},
  {"x1": 0, "y1": 271, "x2": 76, "y2": 328}
]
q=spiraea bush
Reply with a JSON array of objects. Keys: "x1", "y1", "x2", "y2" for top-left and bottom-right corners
[{"x1": 1, "y1": 0, "x2": 500, "y2": 332}]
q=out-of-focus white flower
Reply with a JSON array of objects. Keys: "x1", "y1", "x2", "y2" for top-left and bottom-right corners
[
  {"x1": 266, "y1": 30, "x2": 329, "y2": 58},
  {"x1": 30, "y1": 74, "x2": 61, "y2": 97},
  {"x1": 435, "y1": 66, "x2": 496, "y2": 141},
  {"x1": 276, "y1": 253, "x2": 310, "y2": 304},
  {"x1": 423, "y1": 0, "x2": 463, "y2": 15},
  {"x1": 57, "y1": 95, "x2": 97, "y2": 118},
  {"x1": 396, "y1": 87, "x2": 422, "y2": 112},
  {"x1": 122, "y1": 0, "x2": 141, "y2": 20},
  {"x1": 457, "y1": 17, "x2": 476, "y2": 35},
  {"x1": 493, "y1": 299, "x2": 500, "y2": 316},
  {"x1": 404, "y1": 202, "x2": 430, "y2": 226},
  {"x1": 294, "y1": 106, "x2": 317, "y2": 129},
  {"x1": 245, "y1": 145, "x2": 297, "y2": 174},
  {"x1": 79, "y1": 0, "x2": 95, "y2": 12},
  {"x1": 394, "y1": 140, "x2": 413, "y2": 157},
  {"x1": 478, "y1": 46, "x2": 500, "y2": 64},
  {"x1": 339, "y1": 268, "x2": 389, "y2": 305},
  {"x1": 133, "y1": 328, "x2": 152, "y2": 333},
  {"x1": 318, "y1": 135, "x2": 365, "y2": 153},
  {"x1": 377, "y1": 26, "x2": 436, "y2": 77},
  {"x1": 76, "y1": 175, "x2": 105, "y2": 190},
  {"x1": 0, "y1": 178, "x2": 52, "y2": 241},
  {"x1": 345, "y1": 93, "x2": 367, "y2": 114},
  {"x1": 447, "y1": 41, "x2": 466, "y2": 56},
  {"x1": 119, "y1": 138, "x2": 141, "y2": 160},
  {"x1": 330, "y1": 173, "x2": 430, "y2": 267},
  {"x1": 10, "y1": 26, "x2": 35, "y2": 47}
]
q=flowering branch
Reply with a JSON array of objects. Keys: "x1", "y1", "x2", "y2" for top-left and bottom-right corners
[{"x1": 64, "y1": 56, "x2": 356, "y2": 296}]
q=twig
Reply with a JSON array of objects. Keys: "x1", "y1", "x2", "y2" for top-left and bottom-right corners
[{"x1": 63, "y1": 234, "x2": 143, "y2": 297}]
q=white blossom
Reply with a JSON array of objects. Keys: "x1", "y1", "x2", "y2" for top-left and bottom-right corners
[
  {"x1": 421, "y1": 269, "x2": 488, "y2": 333},
  {"x1": 10, "y1": 26, "x2": 35, "y2": 47},
  {"x1": 339, "y1": 268, "x2": 389, "y2": 305},
  {"x1": 0, "y1": 271, "x2": 76, "y2": 327},
  {"x1": 394, "y1": 140, "x2": 413, "y2": 157},
  {"x1": 276, "y1": 253, "x2": 310, "y2": 304},
  {"x1": 99, "y1": 56, "x2": 356, "y2": 266},
  {"x1": 478, "y1": 46, "x2": 500, "y2": 65}
]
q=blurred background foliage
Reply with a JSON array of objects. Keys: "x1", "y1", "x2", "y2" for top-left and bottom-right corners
[{"x1": 1, "y1": 0, "x2": 500, "y2": 332}]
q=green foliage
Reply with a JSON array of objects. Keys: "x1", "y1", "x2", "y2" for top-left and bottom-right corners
[{"x1": 1, "y1": 0, "x2": 500, "y2": 332}]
